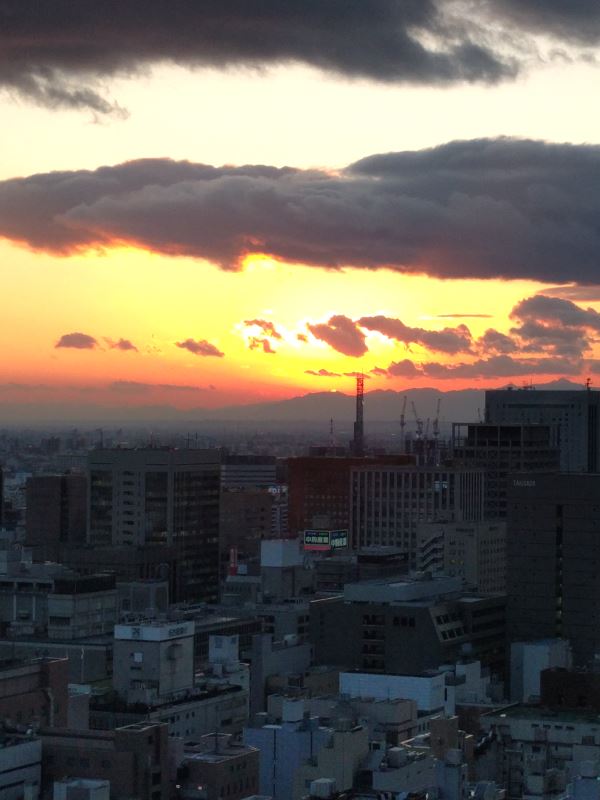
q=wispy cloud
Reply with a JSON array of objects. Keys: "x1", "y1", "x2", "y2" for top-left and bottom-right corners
[
  {"x1": 176, "y1": 338, "x2": 225, "y2": 357},
  {"x1": 106, "y1": 337, "x2": 138, "y2": 352}
]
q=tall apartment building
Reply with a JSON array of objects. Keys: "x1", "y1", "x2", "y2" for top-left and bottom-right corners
[
  {"x1": 507, "y1": 473, "x2": 600, "y2": 667},
  {"x1": 485, "y1": 387, "x2": 600, "y2": 472},
  {"x1": 452, "y1": 423, "x2": 559, "y2": 518},
  {"x1": 25, "y1": 474, "x2": 86, "y2": 561},
  {"x1": 417, "y1": 520, "x2": 506, "y2": 594},
  {"x1": 87, "y1": 449, "x2": 220, "y2": 603},
  {"x1": 351, "y1": 465, "x2": 484, "y2": 563}
]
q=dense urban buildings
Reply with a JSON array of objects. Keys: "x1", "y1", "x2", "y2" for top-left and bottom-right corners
[{"x1": 1, "y1": 389, "x2": 598, "y2": 798}]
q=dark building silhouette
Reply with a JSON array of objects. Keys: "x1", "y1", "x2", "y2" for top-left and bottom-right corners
[
  {"x1": 486, "y1": 387, "x2": 600, "y2": 472},
  {"x1": 310, "y1": 575, "x2": 506, "y2": 677},
  {"x1": 87, "y1": 449, "x2": 220, "y2": 604},
  {"x1": 451, "y1": 423, "x2": 559, "y2": 518},
  {"x1": 541, "y1": 668, "x2": 600, "y2": 711},
  {"x1": 25, "y1": 474, "x2": 87, "y2": 561},
  {"x1": 507, "y1": 473, "x2": 600, "y2": 667}
]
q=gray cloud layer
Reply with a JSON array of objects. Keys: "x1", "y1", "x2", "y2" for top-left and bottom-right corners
[
  {"x1": 3, "y1": 139, "x2": 600, "y2": 283},
  {"x1": 490, "y1": 0, "x2": 600, "y2": 43},
  {"x1": 6, "y1": 2, "x2": 600, "y2": 115},
  {"x1": 0, "y1": 1, "x2": 521, "y2": 113}
]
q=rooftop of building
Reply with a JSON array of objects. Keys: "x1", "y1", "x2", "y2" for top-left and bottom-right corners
[
  {"x1": 39, "y1": 721, "x2": 164, "y2": 741},
  {"x1": 483, "y1": 704, "x2": 600, "y2": 724},
  {"x1": 183, "y1": 736, "x2": 257, "y2": 762},
  {"x1": 54, "y1": 779, "x2": 109, "y2": 790},
  {"x1": 343, "y1": 574, "x2": 463, "y2": 604},
  {"x1": 0, "y1": 733, "x2": 40, "y2": 749},
  {"x1": 90, "y1": 683, "x2": 245, "y2": 714}
]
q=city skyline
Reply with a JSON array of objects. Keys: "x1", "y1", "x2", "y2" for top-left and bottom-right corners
[{"x1": 3, "y1": 3, "x2": 600, "y2": 412}]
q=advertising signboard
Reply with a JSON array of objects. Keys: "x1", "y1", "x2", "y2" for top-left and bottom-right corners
[{"x1": 303, "y1": 529, "x2": 348, "y2": 551}]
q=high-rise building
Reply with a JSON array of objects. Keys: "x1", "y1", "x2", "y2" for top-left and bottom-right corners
[
  {"x1": 351, "y1": 465, "x2": 484, "y2": 564},
  {"x1": 287, "y1": 455, "x2": 413, "y2": 536},
  {"x1": 25, "y1": 474, "x2": 87, "y2": 561},
  {"x1": 485, "y1": 387, "x2": 600, "y2": 472},
  {"x1": 507, "y1": 473, "x2": 600, "y2": 667},
  {"x1": 451, "y1": 423, "x2": 559, "y2": 518},
  {"x1": 87, "y1": 449, "x2": 220, "y2": 603}
]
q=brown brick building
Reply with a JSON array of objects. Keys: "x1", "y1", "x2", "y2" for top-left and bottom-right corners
[
  {"x1": 0, "y1": 657, "x2": 68, "y2": 729},
  {"x1": 41, "y1": 722, "x2": 169, "y2": 799},
  {"x1": 287, "y1": 455, "x2": 413, "y2": 536}
]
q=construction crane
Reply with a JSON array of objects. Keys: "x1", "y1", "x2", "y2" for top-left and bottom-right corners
[
  {"x1": 400, "y1": 396, "x2": 407, "y2": 451},
  {"x1": 432, "y1": 398, "x2": 441, "y2": 440},
  {"x1": 411, "y1": 401, "x2": 424, "y2": 440},
  {"x1": 424, "y1": 418, "x2": 431, "y2": 439}
]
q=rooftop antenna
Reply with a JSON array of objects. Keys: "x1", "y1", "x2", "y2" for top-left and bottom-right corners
[
  {"x1": 329, "y1": 418, "x2": 335, "y2": 450},
  {"x1": 586, "y1": 377, "x2": 592, "y2": 391}
]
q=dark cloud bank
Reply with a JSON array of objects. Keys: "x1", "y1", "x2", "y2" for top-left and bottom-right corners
[
  {"x1": 4, "y1": 1, "x2": 600, "y2": 114},
  {"x1": 3, "y1": 138, "x2": 600, "y2": 285},
  {"x1": 0, "y1": 0, "x2": 516, "y2": 114}
]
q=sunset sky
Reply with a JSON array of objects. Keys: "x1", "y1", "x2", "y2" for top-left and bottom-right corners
[{"x1": 3, "y1": 2, "x2": 600, "y2": 414}]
